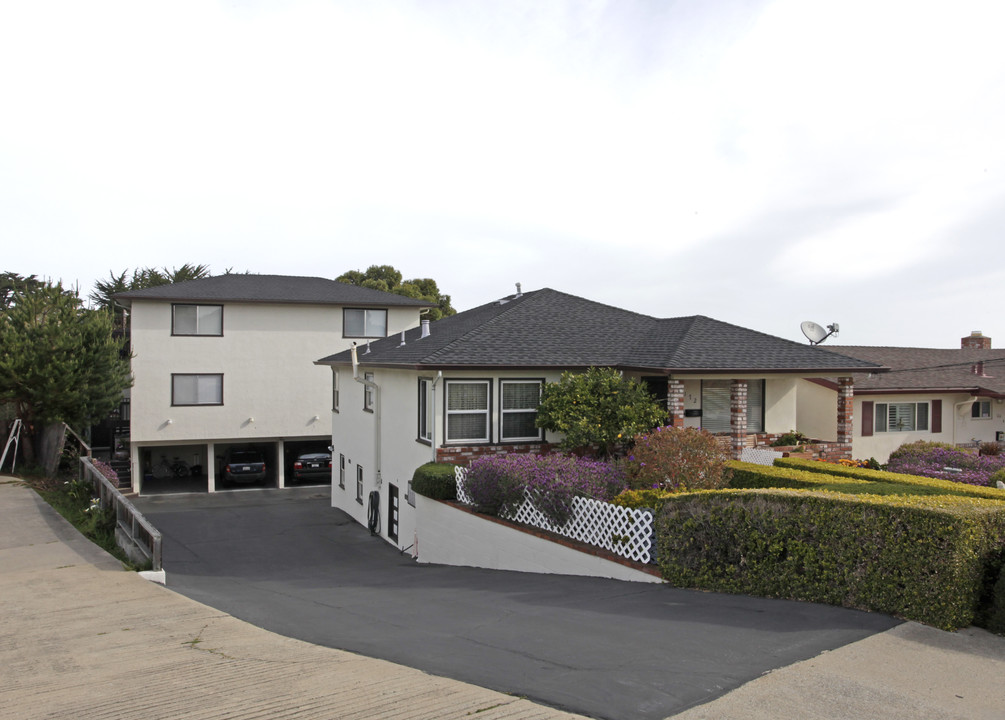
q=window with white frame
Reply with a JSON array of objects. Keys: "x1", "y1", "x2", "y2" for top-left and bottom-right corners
[
  {"x1": 445, "y1": 380, "x2": 490, "y2": 442},
  {"x1": 343, "y1": 308, "x2": 387, "y2": 338},
  {"x1": 876, "y1": 402, "x2": 929, "y2": 432},
  {"x1": 418, "y1": 377, "x2": 433, "y2": 442},
  {"x1": 363, "y1": 372, "x2": 375, "y2": 412},
  {"x1": 972, "y1": 400, "x2": 992, "y2": 419},
  {"x1": 172, "y1": 304, "x2": 223, "y2": 336},
  {"x1": 500, "y1": 380, "x2": 543, "y2": 441},
  {"x1": 171, "y1": 374, "x2": 223, "y2": 406}
]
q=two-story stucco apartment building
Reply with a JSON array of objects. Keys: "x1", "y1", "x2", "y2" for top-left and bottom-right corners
[{"x1": 117, "y1": 274, "x2": 432, "y2": 494}]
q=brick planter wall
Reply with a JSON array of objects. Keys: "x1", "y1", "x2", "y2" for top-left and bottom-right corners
[{"x1": 436, "y1": 443, "x2": 557, "y2": 467}]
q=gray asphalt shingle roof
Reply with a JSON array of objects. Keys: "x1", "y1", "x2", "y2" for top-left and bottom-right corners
[
  {"x1": 115, "y1": 274, "x2": 434, "y2": 308},
  {"x1": 826, "y1": 346, "x2": 1005, "y2": 397},
  {"x1": 318, "y1": 288, "x2": 884, "y2": 374}
]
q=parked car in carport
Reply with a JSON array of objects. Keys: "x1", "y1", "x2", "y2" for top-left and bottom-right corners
[
  {"x1": 221, "y1": 448, "x2": 267, "y2": 484},
  {"x1": 292, "y1": 451, "x2": 332, "y2": 482}
]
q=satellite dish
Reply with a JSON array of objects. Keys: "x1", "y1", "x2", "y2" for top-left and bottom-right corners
[{"x1": 801, "y1": 321, "x2": 839, "y2": 345}]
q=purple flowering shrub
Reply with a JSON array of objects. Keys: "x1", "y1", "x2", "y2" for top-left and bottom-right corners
[
  {"x1": 463, "y1": 453, "x2": 626, "y2": 526},
  {"x1": 886, "y1": 441, "x2": 1005, "y2": 486},
  {"x1": 624, "y1": 426, "x2": 731, "y2": 492},
  {"x1": 91, "y1": 459, "x2": 119, "y2": 484}
]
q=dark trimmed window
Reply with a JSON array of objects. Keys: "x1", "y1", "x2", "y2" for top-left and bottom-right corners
[
  {"x1": 343, "y1": 308, "x2": 387, "y2": 338},
  {"x1": 418, "y1": 377, "x2": 433, "y2": 442},
  {"x1": 171, "y1": 374, "x2": 223, "y2": 406},
  {"x1": 876, "y1": 402, "x2": 929, "y2": 432},
  {"x1": 500, "y1": 379, "x2": 543, "y2": 441},
  {"x1": 172, "y1": 304, "x2": 223, "y2": 336}
]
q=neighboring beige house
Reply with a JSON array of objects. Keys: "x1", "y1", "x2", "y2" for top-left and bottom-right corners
[
  {"x1": 117, "y1": 274, "x2": 432, "y2": 494},
  {"x1": 797, "y1": 331, "x2": 1005, "y2": 463},
  {"x1": 316, "y1": 287, "x2": 882, "y2": 552}
]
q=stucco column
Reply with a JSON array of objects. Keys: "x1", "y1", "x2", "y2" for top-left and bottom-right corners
[
  {"x1": 206, "y1": 442, "x2": 216, "y2": 493},
  {"x1": 668, "y1": 379, "x2": 685, "y2": 428},
  {"x1": 837, "y1": 377, "x2": 854, "y2": 455},
  {"x1": 277, "y1": 439, "x2": 285, "y2": 489},
  {"x1": 730, "y1": 380, "x2": 748, "y2": 460},
  {"x1": 130, "y1": 443, "x2": 142, "y2": 495}
]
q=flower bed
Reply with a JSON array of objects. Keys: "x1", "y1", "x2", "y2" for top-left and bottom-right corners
[{"x1": 886, "y1": 441, "x2": 1005, "y2": 487}]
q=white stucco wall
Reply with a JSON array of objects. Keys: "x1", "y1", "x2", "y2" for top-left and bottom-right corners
[
  {"x1": 331, "y1": 366, "x2": 566, "y2": 551},
  {"x1": 854, "y1": 393, "x2": 1005, "y2": 463},
  {"x1": 128, "y1": 299, "x2": 422, "y2": 492},
  {"x1": 796, "y1": 379, "x2": 839, "y2": 441},
  {"x1": 764, "y1": 378, "x2": 798, "y2": 434},
  {"x1": 414, "y1": 495, "x2": 662, "y2": 583}
]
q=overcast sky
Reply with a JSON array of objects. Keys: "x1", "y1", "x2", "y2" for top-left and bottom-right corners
[{"x1": 3, "y1": 0, "x2": 1003, "y2": 348}]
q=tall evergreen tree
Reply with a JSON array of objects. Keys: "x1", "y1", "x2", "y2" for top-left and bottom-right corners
[{"x1": 0, "y1": 281, "x2": 132, "y2": 475}]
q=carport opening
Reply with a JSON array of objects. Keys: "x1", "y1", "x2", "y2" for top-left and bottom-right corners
[
  {"x1": 216, "y1": 443, "x2": 278, "y2": 491},
  {"x1": 140, "y1": 445, "x2": 209, "y2": 495},
  {"x1": 285, "y1": 440, "x2": 333, "y2": 487}
]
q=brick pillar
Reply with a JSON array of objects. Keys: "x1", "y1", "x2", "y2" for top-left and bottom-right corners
[
  {"x1": 730, "y1": 380, "x2": 748, "y2": 460},
  {"x1": 668, "y1": 379, "x2": 685, "y2": 428},
  {"x1": 837, "y1": 377, "x2": 854, "y2": 459}
]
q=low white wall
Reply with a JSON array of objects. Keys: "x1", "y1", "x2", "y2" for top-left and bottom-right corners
[{"x1": 414, "y1": 495, "x2": 662, "y2": 583}]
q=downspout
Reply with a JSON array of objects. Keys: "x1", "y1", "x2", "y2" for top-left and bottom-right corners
[
  {"x1": 430, "y1": 370, "x2": 442, "y2": 463},
  {"x1": 351, "y1": 343, "x2": 382, "y2": 487}
]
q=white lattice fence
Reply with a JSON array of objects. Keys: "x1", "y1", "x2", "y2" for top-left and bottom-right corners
[{"x1": 454, "y1": 466, "x2": 654, "y2": 564}]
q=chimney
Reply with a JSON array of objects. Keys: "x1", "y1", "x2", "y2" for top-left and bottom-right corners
[
  {"x1": 421, "y1": 318, "x2": 430, "y2": 338},
  {"x1": 962, "y1": 330, "x2": 991, "y2": 350}
]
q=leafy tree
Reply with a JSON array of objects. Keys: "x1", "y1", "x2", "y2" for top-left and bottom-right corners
[
  {"x1": 535, "y1": 367, "x2": 668, "y2": 457},
  {"x1": 336, "y1": 264, "x2": 456, "y2": 320},
  {"x1": 0, "y1": 281, "x2": 132, "y2": 475}
]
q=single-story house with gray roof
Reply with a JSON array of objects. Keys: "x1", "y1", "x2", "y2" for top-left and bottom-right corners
[
  {"x1": 316, "y1": 287, "x2": 884, "y2": 550},
  {"x1": 796, "y1": 331, "x2": 1005, "y2": 462},
  {"x1": 116, "y1": 273, "x2": 433, "y2": 494}
]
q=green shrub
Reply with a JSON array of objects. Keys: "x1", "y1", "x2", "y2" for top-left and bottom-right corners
[
  {"x1": 625, "y1": 426, "x2": 731, "y2": 492},
  {"x1": 990, "y1": 468, "x2": 1005, "y2": 488},
  {"x1": 770, "y1": 430, "x2": 808, "y2": 447},
  {"x1": 611, "y1": 487, "x2": 678, "y2": 512},
  {"x1": 984, "y1": 564, "x2": 1005, "y2": 635},
  {"x1": 410, "y1": 462, "x2": 458, "y2": 501},
  {"x1": 654, "y1": 489, "x2": 1005, "y2": 629},
  {"x1": 774, "y1": 457, "x2": 1005, "y2": 501}
]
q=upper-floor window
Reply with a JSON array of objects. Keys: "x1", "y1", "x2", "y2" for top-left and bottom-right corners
[
  {"x1": 445, "y1": 379, "x2": 491, "y2": 443},
  {"x1": 172, "y1": 304, "x2": 223, "y2": 336},
  {"x1": 172, "y1": 374, "x2": 223, "y2": 406},
  {"x1": 332, "y1": 369, "x2": 340, "y2": 413},
  {"x1": 876, "y1": 402, "x2": 928, "y2": 432},
  {"x1": 500, "y1": 380, "x2": 543, "y2": 441},
  {"x1": 343, "y1": 308, "x2": 387, "y2": 338},
  {"x1": 972, "y1": 400, "x2": 991, "y2": 419}
]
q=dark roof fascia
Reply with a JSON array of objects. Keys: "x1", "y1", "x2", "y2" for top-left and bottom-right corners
[
  {"x1": 655, "y1": 366, "x2": 891, "y2": 376},
  {"x1": 855, "y1": 386, "x2": 1005, "y2": 398}
]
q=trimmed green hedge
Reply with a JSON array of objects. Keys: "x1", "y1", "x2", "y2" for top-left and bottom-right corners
[
  {"x1": 774, "y1": 457, "x2": 1005, "y2": 501},
  {"x1": 728, "y1": 461, "x2": 884, "y2": 494},
  {"x1": 655, "y1": 489, "x2": 1005, "y2": 630},
  {"x1": 410, "y1": 462, "x2": 458, "y2": 501}
]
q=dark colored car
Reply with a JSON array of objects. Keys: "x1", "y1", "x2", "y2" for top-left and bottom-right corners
[
  {"x1": 221, "y1": 449, "x2": 267, "y2": 484},
  {"x1": 292, "y1": 451, "x2": 332, "y2": 482}
]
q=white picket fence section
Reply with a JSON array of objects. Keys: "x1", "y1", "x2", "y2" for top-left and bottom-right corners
[{"x1": 454, "y1": 465, "x2": 655, "y2": 564}]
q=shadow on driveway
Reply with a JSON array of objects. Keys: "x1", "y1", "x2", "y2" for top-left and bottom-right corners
[{"x1": 135, "y1": 488, "x2": 900, "y2": 720}]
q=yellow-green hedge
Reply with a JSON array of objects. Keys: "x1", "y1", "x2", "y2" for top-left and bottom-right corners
[
  {"x1": 655, "y1": 488, "x2": 1005, "y2": 629},
  {"x1": 774, "y1": 457, "x2": 1005, "y2": 501}
]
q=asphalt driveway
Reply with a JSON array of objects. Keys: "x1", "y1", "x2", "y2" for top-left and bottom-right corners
[{"x1": 135, "y1": 488, "x2": 900, "y2": 720}]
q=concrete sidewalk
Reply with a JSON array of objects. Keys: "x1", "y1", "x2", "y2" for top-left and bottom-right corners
[{"x1": 2, "y1": 478, "x2": 1003, "y2": 720}]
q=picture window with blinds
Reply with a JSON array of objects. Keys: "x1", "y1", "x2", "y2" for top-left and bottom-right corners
[
  {"x1": 700, "y1": 380, "x2": 764, "y2": 433},
  {"x1": 876, "y1": 402, "x2": 929, "y2": 432}
]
